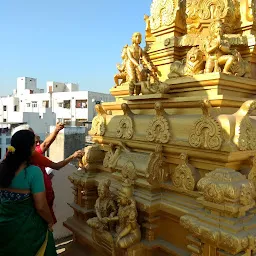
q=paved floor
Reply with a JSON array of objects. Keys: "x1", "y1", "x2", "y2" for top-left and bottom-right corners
[{"x1": 56, "y1": 238, "x2": 102, "y2": 256}]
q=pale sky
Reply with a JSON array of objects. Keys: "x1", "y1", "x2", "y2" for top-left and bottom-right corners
[{"x1": 0, "y1": 0, "x2": 153, "y2": 95}]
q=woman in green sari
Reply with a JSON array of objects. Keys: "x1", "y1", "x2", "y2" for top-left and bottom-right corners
[{"x1": 0, "y1": 130, "x2": 57, "y2": 256}]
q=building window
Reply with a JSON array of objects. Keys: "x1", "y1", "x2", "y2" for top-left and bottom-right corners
[
  {"x1": 76, "y1": 100, "x2": 87, "y2": 108},
  {"x1": 3, "y1": 119, "x2": 6, "y2": 122},
  {"x1": 75, "y1": 119, "x2": 87, "y2": 126},
  {"x1": 26, "y1": 103, "x2": 31, "y2": 107},
  {"x1": 32, "y1": 102, "x2": 37, "y2": 108},
  {"x1": 3, "y1": 106, "x2": 7, "y2": 111},
  {"x1": 58, "y1": 102, "x2": 63, "y2": 108},
  {"x1": 42, "y1": 101, "x2": 49, "y2": 108},
  {"x1": 14, "y1": 105, "x2": 18, "y2": 111},
  {"x1": 63, "y1": 100, "x2": 70, "y2": 109},
  {"x1": 63, "y1": 119, "x2": 71, "y2": 126}
]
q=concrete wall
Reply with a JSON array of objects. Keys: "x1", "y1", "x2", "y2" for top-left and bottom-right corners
[
  {"x1": 52, "y1": 164, "x2": 76, "y2": 240},
  {"x1": 48, "y1": 126, "x2": 88, "y2": 239},
  {"x1": 49, "y1": 126, "x2": 87, "y2": 161}
]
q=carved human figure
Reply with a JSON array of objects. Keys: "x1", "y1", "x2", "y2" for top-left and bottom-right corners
[
  {"x1": 114, "y1": 45, "x2": 128, "y2": 88},
  {"x1": 126, "y1": 32, "x2": 156, "y2": 95},
  {"x1": 204, "y1": 20, "x2": 235, "y2": 74},
  {"x1": 87, "y1": 179, "x2": 117, "y2": 231},
  {"x1": 144, "y1": 14, "x2": 152, "y2": 39},
  {"x1": 108, "y1": 185, "x2": 141, "y2": 249}
]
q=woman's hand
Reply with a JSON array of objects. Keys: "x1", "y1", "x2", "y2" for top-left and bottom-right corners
[{"x1": 72, "y1": 150, "x2": 84, "y2": 159}]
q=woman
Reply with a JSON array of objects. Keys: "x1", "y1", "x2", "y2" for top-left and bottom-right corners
[{"x1": 0, "y1": 130, "x2": 57, "y2": 256}]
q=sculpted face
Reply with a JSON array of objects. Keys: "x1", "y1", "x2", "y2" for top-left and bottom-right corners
[
  {"x1": 98, "y1": 185, "x2": 106, "y2": 199},
  {"x1": 212, "y1": 21, "x2": 223, "y2": 37},
  {"x1": 132, "y1": 32, "x2": 142, "y2": 44}
]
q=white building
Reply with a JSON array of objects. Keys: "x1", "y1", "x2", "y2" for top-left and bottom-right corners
[{"x1": 0, "y1": 77, "x2": 114, "y2": 129}]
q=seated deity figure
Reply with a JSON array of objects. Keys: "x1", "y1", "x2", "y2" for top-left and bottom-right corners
[
  {"x1": 114, "y1": 45, "x2": 128, "y2": 88},
  {"x1": 126, "y1": 32, "x2": 156, "y2": 95},
  {"x1": 204, "y1": 20, "x2": 235, "y2": 74},
  {"x1": 87, "y1": 179, "x2": 117, "y2": 231},
  {"x1": 108, "y1": 185, "x2": 141, "y2": 249}
]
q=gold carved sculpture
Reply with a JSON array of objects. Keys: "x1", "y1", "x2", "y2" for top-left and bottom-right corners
[
  {"x1": 204, "y1": 20, "x2": 235, "y2": 74},
  {"x1": 150, "y1": 0, "x2": 179, "y2": 31},
  {"x1": 186, "y1": 0, "x2": 240, "y2": 34},
  {"x1": 65, "y1": 0, "x2": 256, "y2": 255},
  {"x1": 87, "y1": 179, "x2": 117, "y2": 232},
  {"x1": 146, "y1": 102, "x2": 171, "y2": 143},
  {"x1": 89, "y1": 104, "x2": 107, "y2": 136},
  {"x1": 248, "y1": 156, "x2": 256, "y2": 189},
  {"x1": 103, "y1": 143, "x2": 168, "y2": 186},
  {"x1": 78, "y1": 144, "x2": 105, "y2": 170},
  {"x1": 147, "y1": 145, "x2": 169, "y2": 185},
  {"x1": 188, "y1": 100, "x2": 223, "y2": 150},
  {"x1": 126, "y1": 32, "x2": 156, "y2": 96},
  {"x1": 172, "y1": 153, "x2": 199, "y2": 192},
  {"x1": 144, "y1": 14, "x2": 153, "y2": 41},
  {"x1": 114, "y1": 45, "x2": 128, "y2": 88},
  {"x1": 107, "y1": 185, "x2": 141, "y2": 249},
  {"x1": 168, "y1": 20, "x2": 251, "y2": 78},
  {"x1": 197, "y1": 168, "x2": 255, "y2": 212},
  {"x1": 233, "y1": 100, "x2": 256, "y2": 151},
  {"x1": 181, "y1": 168, "x2": 256, "y2": 255},
  {"x1": 168, "y1": 47, "x2": 205, "y2": 78},
  {"x1": 116, "y1": 103, "x2": 134, "y2": 140},
  {"x1": 87, "y1": 180, "x2": 141, "y2": 255}
]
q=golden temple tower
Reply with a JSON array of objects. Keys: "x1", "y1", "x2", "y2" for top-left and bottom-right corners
[{"x1": 64, "y1": 1, "x2": 256, "y2": 255}]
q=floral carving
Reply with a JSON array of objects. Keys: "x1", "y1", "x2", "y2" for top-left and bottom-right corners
[
  {"x1": 186, "y1": 0, "x2": 240, "y2": 33},
  {"x1": 116, "y1": 103, "x2": 134, "y2": 140},
  {"x1": 172, "y1": 153, "x2": 199, "y2": 191},
  {"x1": 248, "y1": 156, "x2": 256, "y2": 189},
  {"x1": 103, "y1": 144, "x2": 122, "y2": 169},
  {"x1": 237, "y1": 116, "x2": 256, "y2": 150},
  {"x1": 146, "y1": 102, "x2": 171, "y2": 144},
  {"x1": 147, "y1": 145, "x2": 169, "y2": 185},
  {"x1": 188, "y1": 100, "x2": 223, "y2": 150},
  {"x1": 89, "y1": 116, "x2": 105, "y2": 136},
  {"x1": 180, "y1": 215, "x2": 250, "y2": 255},
  {"x1": 232, "y1": 100, "x2": 256, "y2": 151},
  {"x1": 150, "y1": 0, "x2": 178, "y2": 31},
  {"x1": 89, "y1": 105, "x2": 107, "y2": 136},
  {"x1": 203, "y1": 183, "x2": 224, "y2": 203},
  {"x1": 197, "y1": 167, "x2": 255, "y2": 216}
]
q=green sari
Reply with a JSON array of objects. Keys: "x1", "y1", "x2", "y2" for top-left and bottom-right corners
[{"x1": 0, "y1": 196, "x2": 57, "y2": 256}]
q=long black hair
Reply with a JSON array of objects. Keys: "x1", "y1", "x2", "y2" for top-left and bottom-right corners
[{"x1": 0, "y1": 130, "x2": 35, "y2": 188}]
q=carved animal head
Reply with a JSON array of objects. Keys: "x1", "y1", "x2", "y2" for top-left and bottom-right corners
[{"x1": 186, "y1": 47, "x2": 204, "y2": 63}]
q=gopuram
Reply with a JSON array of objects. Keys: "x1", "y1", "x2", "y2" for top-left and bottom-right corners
[{"x1": 64, "y1": 0, "x2": 256, "y2": 255}]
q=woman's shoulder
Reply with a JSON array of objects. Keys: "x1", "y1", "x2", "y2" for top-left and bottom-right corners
[{"x1": 26, "y1": 165, "x2": 42, "y2": 175}]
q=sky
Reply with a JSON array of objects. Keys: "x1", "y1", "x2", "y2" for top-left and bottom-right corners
[{"x1": 0, "y1": 0, "x2": 153, "y2": 96}]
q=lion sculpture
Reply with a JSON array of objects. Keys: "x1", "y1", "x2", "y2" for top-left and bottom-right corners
[
  {"x1": 168, "y1": 47, "x2": 205, "y2": 78},
  {"x1": 230, "y1": 49, "x2": 251, "y2": 78}
]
